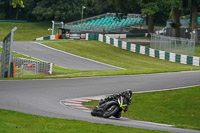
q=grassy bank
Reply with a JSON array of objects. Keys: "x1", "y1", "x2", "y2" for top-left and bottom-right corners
[
  {"x1": 43, "y1": 40, "x2": 200, "y2": 74},
  {"x1": 0, "y1": 109, "x2": 169, "y2": 133},
  {"x1": 0, "y1": 22, "x2": 51, "y2": 41},
  {"x1": 195, "y1": 44, "x2": 200, "y2": 57},
  {"x1": 83, "y1": 86, "x2": 200, "y2": 130},
  {"x1": 1, "y1": 22, "x2": 200, "y2": 79},
  {"x1": 1, "y1": 39, "x2": 200, "y2": 79}
]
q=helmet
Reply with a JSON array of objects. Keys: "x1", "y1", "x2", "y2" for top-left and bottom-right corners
[{"x1": 124, "y1": 89, "x2": 132, "y2": 99}]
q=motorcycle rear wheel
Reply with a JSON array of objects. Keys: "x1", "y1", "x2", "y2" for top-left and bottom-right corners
[{"x1": 103, "y1": 102, "x2": 119, "y2": 118}]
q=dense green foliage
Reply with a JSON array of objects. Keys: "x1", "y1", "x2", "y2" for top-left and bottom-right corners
[
  {"x1": 0, "y1": 0, "x2": 198, "y2": 24},
  {"x1": 0, "y1": 0, "x2": 139, "y2": 22},
  {"x1": 1, "y1": 0, "x2": 199, "y2": 40},
  {"x1": 83, "y1": 86, "x2": 200, "y2": 130},
  {"x1": 32, "y1": 0, "x2": 83, "y2": 21},
  {"x1": 12, "y1": 0, "x2": 24, "y2": 8}
]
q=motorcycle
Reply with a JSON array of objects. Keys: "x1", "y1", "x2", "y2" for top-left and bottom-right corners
[{"x1": 91, "y1": 96, "x2": 129, "y2": 118}]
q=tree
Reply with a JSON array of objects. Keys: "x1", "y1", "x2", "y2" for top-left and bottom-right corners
[
  {"x1": 11, "y1": 0, "x2": 24, "y2": 20},
  {"x1": 12, "y1": 0, "x2": 24, "y2": 8},
  {"x1": 32, "y1": 0, "x2": 84, "y2": 22},
  {"x1": 163, "y1": 0, "x2": 183, "y2": 37},
  {"x1": 0, "y1": 0, "x2": 10, "y2": 19},
  {"x1": 0, "y1": 0, "x2": 19, "y2": 20},
  {"x1": 84, "y1": 0, "x2": 113, "y2": 17},
  {"x1": 105, "y1": 0, "x2": 140, "y2": 15},
  {"x1": 21, "y1": 0, "x2": 40, "y2": 21},
  {"x1": 172, "y1": 7, "x2": 180, "y2": 37},
  {"x1": 190, "y1": 0, "x2": 199, "y2": 43},
  {"x1": 138, "y1": 0, "x2": 159, "y2": 35}
]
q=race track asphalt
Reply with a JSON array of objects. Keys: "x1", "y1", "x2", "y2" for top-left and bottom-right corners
[
  {"x1": 0, "y1": 41, "x2": 122, "y2": 70},
  {"x1": 0, "y1": 41, "x2": 200, "y2": 132},
  {"x1": 0, "y1": 71, "x2": 200, "y2": 133}
]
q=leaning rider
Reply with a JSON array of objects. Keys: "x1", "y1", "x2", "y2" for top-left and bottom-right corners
[{"x1": 98, "y1": 89, "x2": 132, "y2": 118}]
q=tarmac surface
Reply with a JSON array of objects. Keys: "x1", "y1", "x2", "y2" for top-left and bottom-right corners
[
  {"x1": 0, "y1": 41, "x2": 122, "y2": 70},
  {"x1": 0, "y1": 41, "x2": 200, "y2": 133},
  {"x1": 0, "y1": 71, "x2": 200, "y2": 133}
]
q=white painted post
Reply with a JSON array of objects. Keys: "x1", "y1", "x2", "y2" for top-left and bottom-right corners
[{"x1": 52, "y1": 21, "x2": 55, "y2": 35}]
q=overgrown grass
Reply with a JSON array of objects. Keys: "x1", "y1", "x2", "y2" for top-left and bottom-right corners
[
  {"x1": 83, "y1": 86, "x2": 200, "y2": 130},
  {"x1": 0, "y1": 22, "x2": 51, "y2": 41},
  {"x1": 0, "y1": 109, "x2": 169, "y2": 133}
]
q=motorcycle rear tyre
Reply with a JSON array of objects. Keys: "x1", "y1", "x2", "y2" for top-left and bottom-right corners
[{"x1": 103, "y1": 102, "x2": 119, "y2": 118}]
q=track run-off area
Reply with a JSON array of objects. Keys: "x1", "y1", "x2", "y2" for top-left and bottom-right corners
[{"x1": 0, "y1": 41, "x2": 200, "y2": 133}]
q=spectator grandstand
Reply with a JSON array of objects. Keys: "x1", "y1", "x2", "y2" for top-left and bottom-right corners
[{"x1": 65, "y1": 13, "x2": 145, "y2": 33}]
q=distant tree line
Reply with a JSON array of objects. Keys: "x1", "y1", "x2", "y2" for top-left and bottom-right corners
[
  {"x1": 0, "y1": 0, "x2": 199, "y2": 40},
  {"x1": 0, "y1": 0, "x2": 141, "y2": 22}
]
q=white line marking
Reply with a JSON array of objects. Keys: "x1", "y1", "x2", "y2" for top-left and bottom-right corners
[
  {"x1": 33, "y1": 42, "x2": 125, "y2": 70},
  {"x1": 68, "y1": 99, "x2": 94, "y2": 102},
  {"x1": 73, "y1": 106, "x2": 90, "y2": 109},
  {"x1": 62, "y1": 103, "x2": 83, "y2": 106},
  {"x1": 134, "y1": 120, "x2": 172, "y2": 127},
  {"x1": 134, "y1": 85, "x2": 200, "y2": 94}
]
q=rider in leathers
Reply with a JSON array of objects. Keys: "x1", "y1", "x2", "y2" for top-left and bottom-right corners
[{"x1": 92, "y1": 89, "x2": 132, "y2": 118}]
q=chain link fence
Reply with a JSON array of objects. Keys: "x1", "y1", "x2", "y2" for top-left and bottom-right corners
[
  {"x1": 150, "y1": 34, "x2": 195, "y2": 56},
  {"x1": 21, "y1": 63, "x2": 38, "y2": 76},
  {"x1": 0, "y1": 52, "x2": 52, "y2": 76}
]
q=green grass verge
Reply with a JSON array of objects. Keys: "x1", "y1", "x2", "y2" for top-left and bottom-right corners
[
  {"x1": 0, "y1": 22, "x2": 51, "y2": 41},
  {"x1": 195, "y1": 44, "x2": 200, "y2": 57},
  {"x1": 0, "y1": 109, "x2": 169, "y2": 133},
  {"x1": 83, "y1": 86, "x2": 200, "y2": 130},
  {"x1": 42, "y1": 40, "x2": 200, "y2": 75},
  {"x1": 1, "y1": 39, "x2": 200, "y2": 79}
]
